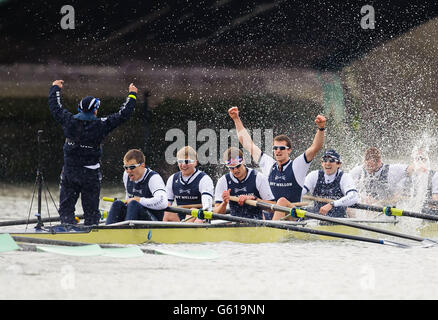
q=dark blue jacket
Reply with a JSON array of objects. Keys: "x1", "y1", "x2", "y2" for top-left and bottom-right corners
[{"x1": 49, "y1": 85, "x2": 136, "y2": 167}]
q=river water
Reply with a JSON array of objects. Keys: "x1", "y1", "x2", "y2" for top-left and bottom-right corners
[{"x1": 0, "y1": 183, "x2": 438, "y2": 303}]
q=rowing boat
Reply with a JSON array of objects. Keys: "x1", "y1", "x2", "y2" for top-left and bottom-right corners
[{"x1": 4, "y1": 216, "x2": 435, "y2": 245}]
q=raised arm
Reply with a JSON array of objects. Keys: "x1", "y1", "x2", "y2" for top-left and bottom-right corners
[
  {"x1": 228, "y1": 106, "x2": 262, "y2": 163},
  {"x1": 102, "y1": 83, "x2": 138, "y2": 134},
  {"x1": 48, "y1": 79, "x2": 73, "y2": 126},
  {"x1": 304, "y1": 114, "x2": 326, "y2": 162}
]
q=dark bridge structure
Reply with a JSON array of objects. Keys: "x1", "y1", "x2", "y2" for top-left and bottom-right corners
[{"x1": 1, "y1": 0, "x2": 437, "y2": 70}]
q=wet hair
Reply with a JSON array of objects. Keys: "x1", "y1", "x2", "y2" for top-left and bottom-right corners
[
  {"x1": 124, "y1": 149, "x2": 145, "y2": 164},
  {"x1": 223, "y1": 147, "x2": 243, "y2": 163},
  {"x1": 274, "y1": 134, "x2": 292, "y2": 149},
  {"x1": 177, "y1": 146, "x2": 197, "y2": 160},
  {"x1": 364, "y1": 147, "x2": 381, "y2": 161}
]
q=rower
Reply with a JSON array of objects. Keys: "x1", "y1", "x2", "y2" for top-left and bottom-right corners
[
  {"x1": 401, "y1": 148, "x2": 438, "y2": 214},
  {"x1": 163, "y1": 146, "x2": 214, "y2": 222},
  {"x1": 349, "y1": 147, "x2": 411, "y2": 204},
  {"x1": 214, "y1": 147, "x2": 275, "y2": 219},
  {"x1": 228, "y1": 106, "x2": 326, "y2": 220},
  {"x1": 302, "y1": 149, "x2": 359, "y2": 218},
  {"x1": 105, "y1": 149, "x2": 168, "y2": 224}
]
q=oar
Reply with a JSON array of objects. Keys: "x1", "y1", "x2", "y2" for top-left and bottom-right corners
[
  {"x1": 12, "y1": 236, "x2": 218, "y2": 259},
  {"x1": 303, "y1": 195, "x2": 438, "y2": 222},
  {"x1": 181, "y1": 216, "x2": 196, "y2": 222},
  {"x1": 0, "y1": 215, "x2": 77, "y2": 227},
  {"x1": 228, "y1": 197, "x2": 436, "y2": 245},
  {"x1": 103, "y1": 197, "x2": 126, "y2": 203},
  {"x1": 0, "y1": 210, "x2": 108, "y2": 227},
  {"x1": 0, "y1": 234, "x2": 20, "y2": 252},
  {"x1": 164, "y1": 206, "x2": 411, "y2": 248}
]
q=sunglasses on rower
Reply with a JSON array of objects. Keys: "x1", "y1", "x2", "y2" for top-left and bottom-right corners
[
  {"x1": 225, "y1": 157, "x2": 243, "y2": 170},
  {"x1": 177, "y1": 159, "x2": 196, "y2": 164},
  {"x1": 226, "y1": 163, "x2": 243, "y2": 170},
  {"x1": 272, "y1": 146, "x2": 290, "y2": 151},
  {"x1": 123, "y1": 163, "x2": 143, "y2": 170},
  {"x1": 321, "y1": 156, "x2": 339, "y2": 163}
]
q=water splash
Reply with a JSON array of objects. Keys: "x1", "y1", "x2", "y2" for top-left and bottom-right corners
[{"x1": 400, "y1": 134, "x2": 435, "y2": 212}]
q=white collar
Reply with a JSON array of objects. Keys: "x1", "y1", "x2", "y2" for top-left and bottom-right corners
[
  {"x1": 229, "y1": 167, "x2": 251, "y2": 183},
  {"x1": 134, "y1": 168, "x2": 150, "y2": 183},
  {"x1": 324, "y1": 169, "x2": 341, "y2": 182},
  {"x1": 276, "y1": 159, "x2": 291, "y2": 171},
  {"x1": 180, "y1": 168, "x2": 200, "y2": 184}
]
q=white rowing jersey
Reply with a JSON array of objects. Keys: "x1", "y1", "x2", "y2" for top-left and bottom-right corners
[
  {"x1": 166, "y1": 169, "x2": 214, "y2": 211},
  {"x1": 303, "y1": 169, "x2": 359, "y2": 208},
  {"x1": 401, "y1": 170, "x2": 438, "y2": 199},
  {"x1": 215, "y1": 167, "x2": 274, "y2": 219},
  {"x1": 215, "y1": 167, "x2": 274, "y2": 203},
  {"x1": 349, "y1": 163, "x2": 408, "y2": 199},
  {"x1": 123, "y1": 169, "x2": 168, "y2": 211},
  {"x1": 258, "y1": 152, "x2": 311, "y2": 202}
]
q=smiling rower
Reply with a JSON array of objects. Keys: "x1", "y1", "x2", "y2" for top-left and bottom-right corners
[
  {"x1": 164, "y1": 146, "x2": 214, "y2": 222},
  {"x1": 214, "y1": 147, "x2": 275, "y2": 219},
  {"x1": 302, "y1": 149, "x2": 359, "y2": 218},
  {"x1": 105, "y1": 149, "x2": 167, "y2": 224}
]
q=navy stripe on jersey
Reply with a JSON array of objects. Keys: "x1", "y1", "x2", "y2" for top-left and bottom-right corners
[{"x1": 268, "y1": 159, "x2": 302, "y2": 203}]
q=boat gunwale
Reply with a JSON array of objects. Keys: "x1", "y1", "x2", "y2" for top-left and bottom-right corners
[{"x1": 2, "y1": 218, "x2": 403, "y2": 237}]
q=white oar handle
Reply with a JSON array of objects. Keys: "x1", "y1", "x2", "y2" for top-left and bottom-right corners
[{"x1": 229, "y1": 196, "x2": 257, "y2": 206}]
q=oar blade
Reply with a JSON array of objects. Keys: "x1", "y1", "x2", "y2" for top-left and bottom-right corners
[
  {"x1": 0, "y1": 234, "x2": 20, "y2": 252},
  {"x1": 148, "y1": 247, "x2": 219, "y2": 259},
  {"x1": 36, "y1": 244, "x2": 103, "y2": 256},
  {"x1": 419, "y1": 239, "x2": 438, "y2": 248},
  {"x1": 380, "y1": 239, "x2": 411, "y2": 248}
]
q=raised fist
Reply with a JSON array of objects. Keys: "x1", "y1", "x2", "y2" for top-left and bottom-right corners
[
  {"x1": 52, "y1": 80, "x2": 64, "y2": 88},
  {"x1": 129, "y1": 83, "x2": 138, "y2": 93},
  {"x1": 228, "y1": 106, "x2": 239, "y2": 120}
]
